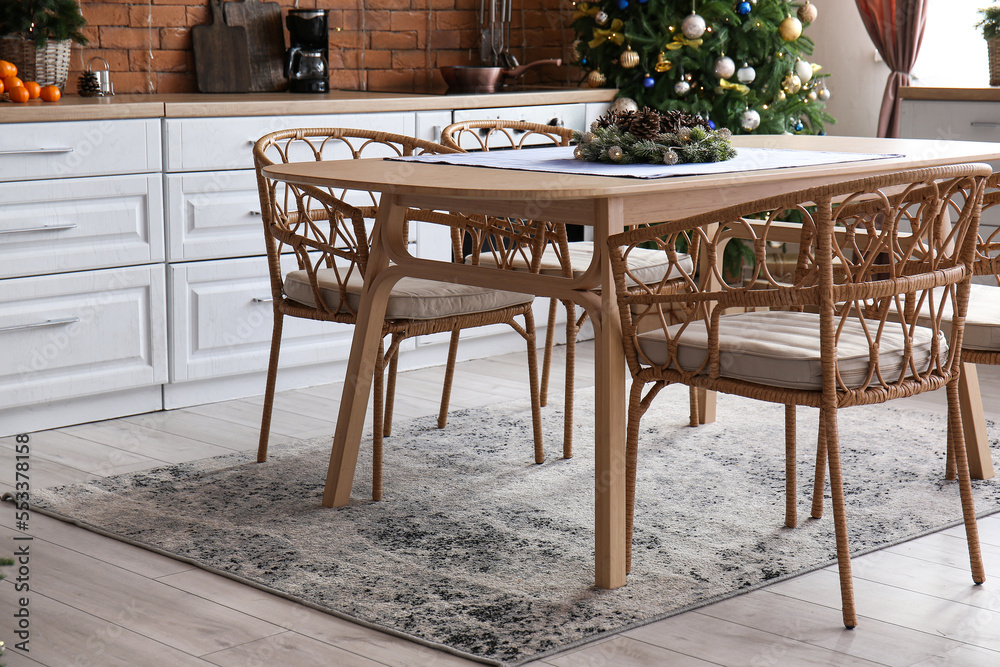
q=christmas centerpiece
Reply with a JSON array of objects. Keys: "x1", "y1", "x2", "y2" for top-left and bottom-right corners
[
  {"x1": 571, "y1": 0, "x2": 833, "y2": 135},
  {"x1": 574, "y1": 102, "x2": 736, "y2": 164}
]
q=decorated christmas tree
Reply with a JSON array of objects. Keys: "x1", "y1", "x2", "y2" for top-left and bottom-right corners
[{"x1": 571, "y1": 0, "x2": 833, "y2": 134}]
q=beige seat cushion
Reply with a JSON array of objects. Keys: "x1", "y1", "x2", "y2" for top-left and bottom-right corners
[
  {"x1": 914, "y1": 284, "x2": 1000, "y2": 352},
  {"x1": 284, "y1": 268, "x2": 533, "y2": 321},
  {"x1": 636, "y1": 310, "x2": 947, "y2": 391},
  {"x1": 475, "y1": 241, "x2": 693, "y2": 286}
]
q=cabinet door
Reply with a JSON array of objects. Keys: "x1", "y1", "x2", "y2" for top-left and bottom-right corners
[
  {"x1": 164, "y1": 112, "x2": 416, "y2": 172},
  {"x1": 169, "y1": 256, "x2": 356, "y2": 382},
  {"x1": 0, "y1": 119, "x2": 161, "y2": 181},
  {"x1": 0, "y1": 265, "x2": 168, "y2": 408},
  {"x1": 0, "y1": 174, "x2": 164, "y2": 279}
]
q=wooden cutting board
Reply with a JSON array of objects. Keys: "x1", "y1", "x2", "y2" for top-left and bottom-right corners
[
  {"x1": 224, "y1": 0, "x2": 287, "y2": 92},
  {"x1": 192, "y1": 0, "x2": 252, "y2": 93}
]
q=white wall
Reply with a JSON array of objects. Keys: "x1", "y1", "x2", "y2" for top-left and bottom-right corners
[{"x1": 809, "y1": 0, "x2": 988, "y2": 138}]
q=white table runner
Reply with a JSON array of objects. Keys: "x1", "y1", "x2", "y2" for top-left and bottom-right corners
[{"x1": 387, "y1": 145, "x2": 903, "y2": 179}]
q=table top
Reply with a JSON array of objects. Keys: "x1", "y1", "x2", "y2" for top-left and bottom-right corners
[{"x1": 263, "y1": 135, "x2": 1000, "y2": 223}]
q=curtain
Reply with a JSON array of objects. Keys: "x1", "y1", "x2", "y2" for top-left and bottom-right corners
[{"x1": 855, "y1": 0, "x2": 929, "y2": 138}]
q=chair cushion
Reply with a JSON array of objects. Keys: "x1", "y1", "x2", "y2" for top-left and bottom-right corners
[
  {"x1": 475, "y1": 241, "x2": 693, "y2": 286},
  {"x1": 636, "y1": 310, "x2": 947, "y2": 391},
  {"x1": 916, "y1": 284, "x2": 1000, "y2": 352},
  {"x1": 283, "y1": 268, "x2": 533, "y2": 321}
]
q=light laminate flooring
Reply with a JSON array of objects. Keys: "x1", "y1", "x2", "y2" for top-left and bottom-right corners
[{"x1": 1, "y1": 343, "x2": 999, "y2": 666}]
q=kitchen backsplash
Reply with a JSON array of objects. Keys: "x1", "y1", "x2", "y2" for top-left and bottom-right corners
[{"x1": 69, "y1": 0, "x2": 574, "y2": 94}]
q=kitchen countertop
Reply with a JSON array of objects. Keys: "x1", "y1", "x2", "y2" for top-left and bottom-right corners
[
  {"x1": 899, "y1": 87, "x2": 1000, "y2": 102},
  {"x1": 0, "y1": 88, "x2": 617, "y2": 123}
]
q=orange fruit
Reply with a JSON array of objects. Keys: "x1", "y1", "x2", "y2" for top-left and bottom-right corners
[
  {"x1": 39, "y1": 85, "x2": 61, "y2": 102},
  {"x1": 0, "y1": 79, "x2": 4, "y2": 96},
  {"x1": 3, "y1": 75, "x2": 22, "y2": 91},
  {"x1": 22, "y1": 81, "x2": 40, "y2": 99},
  {"x1": 8, "y1": 86, "x2": 30, "y2": 103},
  {"x1": 0, "y1": 60, "x2": 16, "y2": 79}
]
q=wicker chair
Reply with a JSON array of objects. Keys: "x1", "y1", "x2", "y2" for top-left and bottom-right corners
[
  {"x1": 441, "y1": 119, "x2": 693, "y2": 456},
  {"x1": 607, "y1": 164, "x2": 989, "y2": 629},
  {"x1": 253, "y1": 128, "x2": 544, "y2": 500}
]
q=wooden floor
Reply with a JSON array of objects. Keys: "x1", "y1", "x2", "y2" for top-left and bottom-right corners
[{"x1": 2, "y1": 342, "x2": 999, "y2": 666}]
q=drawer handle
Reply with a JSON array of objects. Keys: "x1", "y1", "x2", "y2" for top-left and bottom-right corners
[
  {"x1": 249, "y1": 210, "x2": 261, "y2": 216},
  {"x1": 0, "y1": 147, "x2": 75, "y2": 156},
  {"x1": 0, "y1": 223, "x2": 78, "y2": 235},
  {"x1": 0, "y1": 316, "x2": 81, "y2": 334},
  {"x1": 970, "y1": 122, "x2": 1000, "y2": 128},
  {"x1": 252, "y1": 297, "x2": 273, "y2": 303}
]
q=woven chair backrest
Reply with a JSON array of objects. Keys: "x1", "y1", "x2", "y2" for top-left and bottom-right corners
[{"x1": 607, "y1": 163, "x2": 990, "y2": 398}]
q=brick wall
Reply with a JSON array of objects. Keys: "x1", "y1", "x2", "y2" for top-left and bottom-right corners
[{"x1": 68, "y1": 0, "x2": 576, "y2": 95}]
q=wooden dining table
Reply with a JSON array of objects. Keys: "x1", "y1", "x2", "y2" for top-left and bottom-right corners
[{"x1": 263, "y1": 133, "x2": 1000, "y2": 590}]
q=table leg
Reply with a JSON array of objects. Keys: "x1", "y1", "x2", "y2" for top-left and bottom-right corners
[
  {"x1": 696, "y1": 389, "x2": 717, "y2": 425},
  {"x1": 592, "y1": 198, "x2": 627, "y2": 589},
  {"x1": 323, "y1": 201, "x2": 406, "y2": 507},
  {"x1": 959, "y1": 361, "x2": 995, "y2": 480}
]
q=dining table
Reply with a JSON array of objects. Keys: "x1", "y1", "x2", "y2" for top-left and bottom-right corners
[{"x1": 263, "y1": 133, "x2": 1000, "y2": 590}]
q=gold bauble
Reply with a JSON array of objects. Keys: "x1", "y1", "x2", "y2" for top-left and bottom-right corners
[
  {"x1": 587, "y1": 70, "x2": 607, "y2": 88},
  {"x1": 779, "y1": 16, "x2": 802, "y2": 41},
  {"x1": 620, "y1": 46, "x2": 640, "y2": 69},
  {"x1": 797, "y1": 1, "x2": 818, "y2": 24},
  {"x1": 782, "y1": 73, "x2": 802, "y2": 94},
  {"x1": 654, "y1": 52, "x2": 672, "y2": 72}
]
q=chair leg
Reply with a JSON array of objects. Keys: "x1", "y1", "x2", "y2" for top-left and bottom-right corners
[
  {"x1": 811, "y1": 411, "x2": 828, "y2": 520},
  {"x1": 688, "y1": 386, "x2": 700, "y2": 427},
  {"x1": 383, "y1": 332, "x2": 403, "y2": 437},
  {"x1": 946, "y1": 380, "x2": 986, "y2": 584},
  {"x1": 523, "y1": 309, "x2": 545, "y2": 464},
  {"x1": 945, "y1": 420, "x2": 958, "y2": 481},
  {"x1": 823, "y1": 406, "x2": 857, "y2": 629},
  {"x1": 784, "y1": 404, "x2": 797, "y2": 528},
  {"x1": 372, "y1": 339, "x2": 386, "y2": 502},
  {"x1": 625, "y1": 380, "x2": 645, "y2": 574},
  {"x1": 257, "y1": 312, "x2": 284, "y2": 463},
  {"x1": 540, "y1": 298, "x2": 559, "y2": 408},
  {"x1": 562, "y1": 299, "x2": 577, "y2": 459},
  {"x1": 438, "y1": 329, "x2": 461, "y2": 429}
]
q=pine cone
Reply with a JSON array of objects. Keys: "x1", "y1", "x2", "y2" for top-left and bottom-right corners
[
  {"x1": 658, "y1": 109, "x2": 711, "y2": 135},
  {"x1": 78, "y1": 71, "x2": 101, "y2": 97},
  {"x1": 628, "y1": 109, "x2": 662, "y2": 140}
]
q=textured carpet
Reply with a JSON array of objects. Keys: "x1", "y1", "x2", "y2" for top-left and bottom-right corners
[{"x1": 30, "y1": 388, "x2": 1000, "y2": 666}]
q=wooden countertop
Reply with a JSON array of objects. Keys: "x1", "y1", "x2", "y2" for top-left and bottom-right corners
[
  {"x1": 0, "y1": 88, "x2": 617, "y2": 123},
  {"x1": 899, "y1": 87, "x2": 1000, "y2": 102}
]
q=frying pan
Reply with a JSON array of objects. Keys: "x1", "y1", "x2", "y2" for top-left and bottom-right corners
[{"x1": 440, "y1": 59, "x2": 563, "y2": 94}]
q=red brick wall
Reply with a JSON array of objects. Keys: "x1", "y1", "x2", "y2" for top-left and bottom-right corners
[{"x1": 68, "y1": 0, "x2": 576, "y2": 94}]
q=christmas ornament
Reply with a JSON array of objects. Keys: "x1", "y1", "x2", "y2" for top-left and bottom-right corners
[
  {"x1": 618, "y1": 0, "x2": 629, "y2": 9},
  {"x1": 736, "y1": 1, "x2": 752, "y2": 16},
  {"x1": 643, "y1": 74, "x2": 656, "y2": 88},
  {"x1": 654, "y1": 52, "x2": 673, "y2": 72},
  {"x1": 779, "y1": 16, "x2": 802, "y2": 41},
  {"x1": 608, "y1": 146, "x2": 624, "y2": 161},
  {"x1": 681, "y1": 13, "x2": 706, "y2": 40},
  {"x1": 777, "y1": 90, "x2": 786, "y2": 101},
  {"x1": 610, "y1": 97, "x2": 639, "y2": 113},
  {"x1": 797, "y1": 1, "x2": 818, "y2": 24},
  {"x1": 596, "y1": 10, "x2": 609, "y2": 25},
  {"x1": 782, "y1": 73, "x2": 802, "y2": 94},
  {"x1": 621, "y1": 46, "x2": 640, "y2": 69},
  {"x1": 588, "y1": 70, "x2": 606, "y2": 87},
  {"x1": 807, "y1": 90, "x2": 817, "y2": 101},
  {"x1": 712, "y1": 56, "x2": 736, "y2": 79},
  {"x1": 818, "y1": 86, "x2": 831, "y2": 102},
  {"x1": 741, "y1": 109, "x2": 761, "y2": 131},
  {"x1": 794, "y1": 59, "x2": 813, "y2": 84},
  {"x1": 572, "y1": 40, "x2": 583, "y2": 62},
  {"x1": 574, "y1": 145, "x2": 584, "y2": 159},
  {"x1": 674, "y1": 80, "x2": 691, "y2": 95},
  {"x1": 794, "y1": 119, "x2": 804, "y2": 132},
  {"x1": 737, "y1": 64, "x2": 756, "y2": 84}
]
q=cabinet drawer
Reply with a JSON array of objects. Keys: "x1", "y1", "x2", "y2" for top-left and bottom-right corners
[
  {"x1": 0, "y1": 174, "x2": 164, "y2": 279},
  {"x1": 899, "y1": 100, "x2": 1000, "y2": 143},
  {"x1": 169, "y1": 256, "x2": 356, "y2": 382},
  {"x1": 451, "y1": 104, "x2": 586, "y2": 149},
  {"x1": 0, "y1": 119, "x2": 161, "y2": 182},
  {"x1": 0, "y1": 266, "x2": 168, "y2": 408},
  {"x1": 164, "y1": 112, "x2": 416, "y2": 172},
  {"x1": 166, "y1": 170, "x2": 263, "y2": 261}
]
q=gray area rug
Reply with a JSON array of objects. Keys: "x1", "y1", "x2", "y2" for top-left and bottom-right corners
[{"x1": 30, "y1": 388, "x2": 1000, "y2": 666}]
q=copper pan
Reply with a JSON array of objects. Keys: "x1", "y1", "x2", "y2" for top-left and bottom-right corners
[{"x1": 440, "y1": 59, "x2": 562, "y2": 94}]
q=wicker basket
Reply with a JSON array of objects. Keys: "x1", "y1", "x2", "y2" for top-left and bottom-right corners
[
  {"x1": 990, "y1": 37, "x2": 1000, "y2": 87},
  {"x1": 0, "y1": 37, "x2": 71, "y2": 88}
]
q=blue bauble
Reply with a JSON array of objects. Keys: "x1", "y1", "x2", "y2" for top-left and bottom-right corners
[
  {"x1": 708, "y1": 120, "x2": 716, "y2": 130},
  {"x1": 581, "y1": 57, "x2": 589, "y2": 66},
  {"x1": 736, "y1": 1, "x2": 752, "y2": 16},
  {"x1": 819, "y1": 130, "x2": 827, "y2": 136},
  {"x1": 618, "y1": 0, "x2": 629, "y2": 8},
  {"x1": 643, "y1": 75, "x2": 655, "y2": 88},
  {"x1": 794, "y1": 120, "x2": 804, "y2": 132}
]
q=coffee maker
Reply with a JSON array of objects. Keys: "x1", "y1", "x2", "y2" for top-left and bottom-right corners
[{"x1": 286, "y1": 9, "x2": 329, "y2": 93}]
